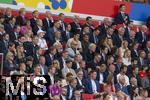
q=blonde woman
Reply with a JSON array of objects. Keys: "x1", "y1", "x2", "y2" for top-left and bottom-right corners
[
  {"x1": 52, "y1": 60, "x2": 62, "y2": 78},
  {"x1": 118, "y1": 40, "x2": 129, "y2": 57},
  {"x1": 104, "y1": 38, "x2": 114, "y2": 52},
  {"x1": 122, "y1": 49, "x2": 131, "y2": 66}
]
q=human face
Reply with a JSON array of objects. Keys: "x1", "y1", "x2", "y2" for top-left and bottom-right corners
[
  {"x1": 120, "y1": 5, "x2": 126, "y2": 12},
  {"x1": 77, "y1": 71, "x2": 83, "y2": 79},
  {"x1": 35, "y1": 66, "x2": 40, "y2": 74},
  {"x1": 66, "y1": 24, "x2": 71, "y2": 31},
  {"x1": 92, "y1": 72, "x2": 97, "y2": 80},
  {"x1": 54, "y1": 22, "x2": 60, "y2": 29},
  {"x1": 109, "y1": 64, "x2": 115, "y2": 73},
  {"x1": 61, "y1": 87, "x2": 67, "y2": 96},
  {"x1": 67, "y1": 62, "x2": 72, "y2": 68},
  {"x1": 83, "y1": 35, "x2": 89, "y2": 42},
  {"x1": 80, "y1": 61, "x2": 86, "y2": 69},
  {"x1": 33, "y1": 11, "x2": 39, "y2": 18},
  {"x1": 83, "y1": 27, "x2": 90, "y2": 33},
  {"x1": 46, "y1": 11, "x2": 52, "y2": 19},
  {"x1": 71, "y1": 41, "x2": 78, "y2": 49},
  {"x1": 140, "y1": 51, "x2": 146, "y2": 58},
  {"x1": 71, "y1": 79, "x2": 77, "y2": 88},
  {"x1": 107, "y1": 28, "x2": 114, "y2": 36},
  {"x1": 39, "y1": 57, "x2": 46, "y2": 65},
  {"x1": 51, "y1": 67, "x2": 56, "y2": 74},
  {"x1": 4, "y1": 34, "x2": 9, "y2": 41}
]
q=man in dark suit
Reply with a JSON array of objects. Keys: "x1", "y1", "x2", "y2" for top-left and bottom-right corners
[
  {"x1": 32, "y1": 19, "x2": 45, "y2": 35},
  {"x1": 100, "y1": 46, "x2": 109, "y2": 64},
  {"x1": 137, "y1": 50, "x2": 147, "y2": 69},
  {"x1": 30, "y1": 10, "x2": 39, "y2": 29},
  {"x1": 135, "y1": 25, "x2": 148, "y2": 48},
  {"x1": 66, "y1": 78, "x2": 77, "y2": 100},
  {"x1": 60, "y1": 86, "x2": 69, "y2": 100},
  {"x1": 15, "y1": 8, "x2": 26, "y2": 26},
  {"x1": 58, "y1": 13, "x2": 66, "y2": 32},
  {"x1": 9, "y1": 25, "x2": 20, "y2": 42},
  {"x1": 23, "y1": 35, "x2": 39, "y2": 57},
  {"x1": 89, "y1": 28, "x2": 100, "y2": 44},
  {"x1": 131, "y1": 42, "x2": 139, "y2": 59},
  {"x1": 114, "y1": 4, "x2": 130, "y2": 25},
  {"x1": 39, "y1": 56, "x2": 48, "y2": 75},
  {"x1": 62, "y1": 24, "x2": 73, "y2": 43},
  {"x1": 112, "y1": 26, "x2": 125, "y2": 48},
  {"x1": 58, "y1": 50, "x2": 69, "y2": 69},
  {"x1": 4, "y1": 7, "x2": 13, "y2": 24},
  {"x1": 42, "y1": 11, "x2": 53, "y2": 31},
  {"x1": 0, "y1": 33, "x2": 9, "y2": 55},
  {"x1": 45, "y1": 46, "x2": 57, "y2": 66},
  {"x1": 88, "y1": 53, "x2": 101, "y2": 70},
  {"x1": 70, "y1": 15, "x2": 81, "y2": 33},
  {"x1": 4, "y1": 16, "x2": 15, "y2": 37},
  {"x1": 84, "y1": 70, "x2": 100, "y2": 94},
  {"x1": 84, "y1": 16, "x2": 94, "y2": 34},
  {"x1": 72, "y1": 54, "x2": 81, "y2": 70},
  {"x1": 99, "y1": 18, "x2": 112, "y2": 36},
  {"x1": 96, "y1": 64, "x2": 107, "y2": 84},
  {"x1": 81, "y1": 34, "x2": 90, "y2": 60},
  {"x1": 45, "y1": 20, "x2": 61, "y2": 45},
  {"x1": 76, "y1": 70, "x2": 85, "y2": 92},
  {"x1": 44, "y1": 66, "x2": 57, "y2": 87}
]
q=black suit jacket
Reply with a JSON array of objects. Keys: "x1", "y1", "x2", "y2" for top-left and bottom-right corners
[
  {"x1": 99, "y1": 24, "x2": 107, "y2": 35},
  {"x1": 15, "y1": 15, "x2": 26, "y2": 26},
  {"x1": 131, "y1": 49, "x2": 139, "y2": 59},
  {"x1": 42, "y1": 18, "x2": 53, "y2": 31},
  {"x1": 45, "y1": 54, "x2": 54, "y2": 66},
  {"x1": 96, "y1": 71, "x2": 107, "y2": 83},
  {"x1": 30, "y1": 18, "x2": 37, "y2": 29},
  {"x1": 4, "y1": 24, "x2": 19, "y2": 43},
  {"x1": 115, "y1": 12, "x2": 130, "y2": 25},
  {"x1": 60, "y1": 95, "x2": 69, "y2": 100},
  {"x1": 32, "y1": 25, "x2": 45, "y2": 35},
  {"x1": 62, "y1": 31, "x2": 73, "y2": 42},
  {"x1": 135, "y1": 31, "x2": 148, "y2": 47},
  {"x1": 58, "y1": 57, "x2": 65, "y2": 69},
  {"x1": 23, "y1": 41, "x2": 38, "y2": 56},
  {"x1": 66, "y1": 85, "x2": 75, "y2": 100},
  {"x1": 44, "y1": 75, "x2": 57, "y2": 88},
  {"x1": 112, "y1": 33, "x2": 124, "y2": 48},
  {"x1": 76, "y1": 77, "x2": 85, "y2": 91},
  {"x1": 0, "y1": 40, "x2": 8, "y2": 54},
  {"x1": 89, "y1": 34, "x2": 99, "y2": 44},
  {"x1": 70, "y1": 22, "x2": 81, "y2": 32}
]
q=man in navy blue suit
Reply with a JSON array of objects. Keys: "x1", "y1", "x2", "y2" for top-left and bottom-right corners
[
  {"x1": 89, "y1": 27, "x2": 100, "y2": 44},
  {"x1": 46, "y1": 20, "x2": 61, "y2": 45},
  {"x1": 115, "y1": 4, "x2": 130, "y2": 25},
  {"x1": 84, "y1": 70, "x2": 100, "y2": 94},
  {"x1": 135, "y1": 25, "x2": 149, "y2": 48}
]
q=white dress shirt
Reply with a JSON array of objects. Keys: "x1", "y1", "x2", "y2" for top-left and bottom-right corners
[{"x1": 91, "y1": 79, "x2": 97, "y2": 93}]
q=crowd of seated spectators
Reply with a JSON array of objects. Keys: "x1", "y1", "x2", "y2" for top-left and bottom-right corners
[{"x1": 0, "y1": 4, "x2": 150, "y2": 100}]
